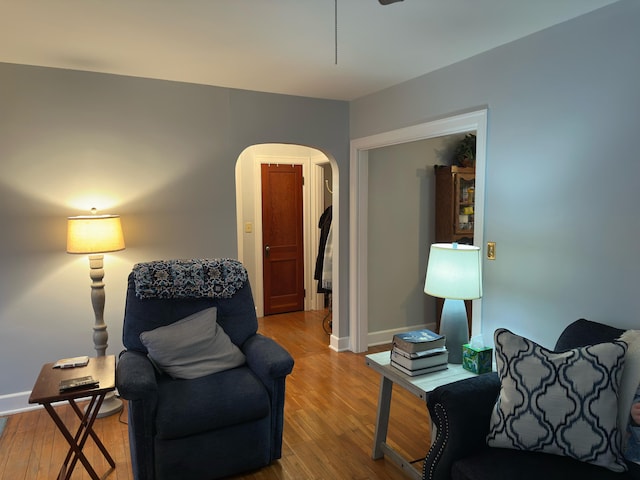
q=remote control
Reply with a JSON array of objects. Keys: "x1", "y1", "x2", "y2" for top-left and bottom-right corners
[{"x1": 59, "y1": 376, "x2": 99, "y2": 392}]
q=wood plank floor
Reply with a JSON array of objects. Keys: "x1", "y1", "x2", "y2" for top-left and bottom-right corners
[{"x1": 0, "y1": 310, "x2": 432, "y2": 479}]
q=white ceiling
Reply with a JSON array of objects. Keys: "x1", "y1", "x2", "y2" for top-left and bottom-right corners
[{"x1": 0, "y1": 0, "x2": 620, "y2": 101}]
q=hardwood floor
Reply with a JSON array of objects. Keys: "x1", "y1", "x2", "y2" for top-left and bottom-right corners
[{"x1": 0, "y1": 310, "x2": 432, "y2": 479}]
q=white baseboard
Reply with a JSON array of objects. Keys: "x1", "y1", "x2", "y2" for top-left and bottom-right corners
[
  {"x1": 0, "y1": 391, "x2": 102, "y2": 417},
  {"x1": 367, "y1": 322, "x2": 437, "y2": 348},
  {"x1": 329, "y1": 334, "x2": 350, "y2": 352},
  {"x1": 0, "y1": 391, "x2": 41, "y2": 416},
  {"x1": 329, "y1": 322, "x2": 437, "y2": 352}
]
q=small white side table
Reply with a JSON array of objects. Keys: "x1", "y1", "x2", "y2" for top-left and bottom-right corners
[{"x1": 365, "y1": 351, "x2": 478, "y2": 480}]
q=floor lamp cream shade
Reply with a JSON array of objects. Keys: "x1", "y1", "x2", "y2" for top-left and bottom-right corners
[
  {"x1": 66, "y1": 213, "x2": 125, "y2": 254},
  {"x1": 66, "y1": 209, "x2": 125, "y2": 417}
]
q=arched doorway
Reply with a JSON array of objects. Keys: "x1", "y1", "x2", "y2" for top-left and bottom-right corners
[{"x1": 235, "y1": 144, "x2": 339, "y2": 345}]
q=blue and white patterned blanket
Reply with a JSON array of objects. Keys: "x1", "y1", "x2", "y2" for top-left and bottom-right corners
[{"x1": 133, "y1": 258, "x2": 247, "y2": 299}]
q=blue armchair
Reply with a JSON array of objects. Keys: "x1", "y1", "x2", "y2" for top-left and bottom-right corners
[{"x1": 116, "y1": 259, "x2": 294, "y2": 480}]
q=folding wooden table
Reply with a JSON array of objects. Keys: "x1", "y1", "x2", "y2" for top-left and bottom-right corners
[{"x1": 29, "y1": 355, "x2": 117, "y2": 480}]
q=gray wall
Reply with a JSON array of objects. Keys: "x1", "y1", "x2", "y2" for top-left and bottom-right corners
[
  {"x1": 367, "y1": 136, "x2": 462, "y2": 334},
  {"x1": 0, "y1": 64, "x2": 348, "y2": 409},
  {"x1": 2, "y1": 0, "x2": 639, "y2": 410},
  {"x1": 352, "y1": 0, "x2": 640, "y2": 348}
]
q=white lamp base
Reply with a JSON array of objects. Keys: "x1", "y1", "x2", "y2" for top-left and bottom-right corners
[
  {"x1": 440, "y1": 299, "x2": 470, "y2": 364},
  {"x1": 86, "y1": 253, "x2": 123, "y2": 418},
  {"x1": 96, "y1": 391, "x2": 123, "y2": 418}
]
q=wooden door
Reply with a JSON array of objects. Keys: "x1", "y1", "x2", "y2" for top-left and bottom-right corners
[{"x1": 261, "y1": 164, "x2": 305, "y2": 315}]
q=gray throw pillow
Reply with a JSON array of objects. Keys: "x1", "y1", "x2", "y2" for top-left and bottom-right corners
[
  {"x1": 139, "y1": 307, "x2": 245, "y2": 380},
  {"x1": 487, "y1": 328, "x2": 628, "y2": 472},
  {"x1": 619, "y1": 330, "x2": 640, "y2": 451}
]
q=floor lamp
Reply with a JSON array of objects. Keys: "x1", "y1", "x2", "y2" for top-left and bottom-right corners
[
  {"x1": 67, "y1": 208, "x2": 125, "y2": 417},
  {"x1": 424, "y1": 243, "x2": 482, "y2": 364}
]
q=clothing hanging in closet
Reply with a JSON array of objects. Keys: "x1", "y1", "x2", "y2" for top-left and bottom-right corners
[{"x1": 314, "y1": 206, "x2": 332, "y2": 293}]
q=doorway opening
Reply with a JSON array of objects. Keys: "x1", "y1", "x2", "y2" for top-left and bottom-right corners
[
  {"x1": 235, "y1": 144, "x2": 337, "y2": 344},
  {"x1": 349, "y1": 109, "x2": 488, "y2": 352}
]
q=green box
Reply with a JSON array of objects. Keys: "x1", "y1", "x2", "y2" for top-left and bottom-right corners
[{"x1": 462, "y1": 344, "x2": 493, "y2": 374}]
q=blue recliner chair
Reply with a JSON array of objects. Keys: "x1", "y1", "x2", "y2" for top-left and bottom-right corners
[{"x1": 116, "y1": 259, "x2": 294, "y2": 480}]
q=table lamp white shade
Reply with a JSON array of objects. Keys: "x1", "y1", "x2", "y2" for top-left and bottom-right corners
[
  {"x1": 424, "y1": 243, "x2": 482, "y2": 364},
  {"x1": 66, "y1": 210, "x2": 125, "y2": 417},
  {"x1": 424, "y1": 243, "x2": 482, "y2": 300}
]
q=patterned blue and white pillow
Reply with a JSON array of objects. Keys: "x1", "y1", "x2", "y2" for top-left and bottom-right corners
[{"x1": 487, "y1": 328, "x2": 628, "y2": 472}]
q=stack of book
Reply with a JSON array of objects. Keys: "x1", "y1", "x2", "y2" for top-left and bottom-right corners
[{"x1": 390, "y1": 329, "x2": 448, "y2": 376}]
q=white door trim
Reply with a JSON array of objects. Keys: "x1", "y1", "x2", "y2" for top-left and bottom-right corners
[{"x1": 349, "y1": 109, "x2": 488, "y2": 352}]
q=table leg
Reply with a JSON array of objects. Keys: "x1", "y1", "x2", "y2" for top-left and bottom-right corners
[
  {"x1": 44, "y1": 393, "x2": 113, "y2": 480},
  {"x1": 372, "y1": 376, "x2": 393, "y2": 459},
  {"x1": 70, "y1": 397, "x2": 99, "y2": 477},
  {"x1": 69, "y1": 397, "x2": 116, "y2": 468},
  {"x1": 44, "y1": 402, "x2": 100, "y2": 480}
]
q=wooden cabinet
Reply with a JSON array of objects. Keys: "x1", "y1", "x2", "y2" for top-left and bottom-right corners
[
  {"x1": 434, "y1": 166, "x2": 475, "y2": 244},
  {"x1": 433, "y1": 165, "x2": 475, "y2": 332}
]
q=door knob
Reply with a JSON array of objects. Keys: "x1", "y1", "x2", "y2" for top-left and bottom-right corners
[{"x1": 265, "y1": 245, "x2": 270, "y2": 256}]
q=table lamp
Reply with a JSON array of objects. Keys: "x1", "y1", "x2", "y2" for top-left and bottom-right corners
[
  {"x1": 424, "y1": 243, "x2": 482, "y2": 364},
  {"x1": 67, "y1": 208, "x2": 125, "y2": 417}
]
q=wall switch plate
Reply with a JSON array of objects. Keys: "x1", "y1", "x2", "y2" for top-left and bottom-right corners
[
  {"x1": 245, "y1": 222, "x2": 253, "y2": 233},
  {"x1": 487, "y1": 242, "x2": 496, "y2": 260}
]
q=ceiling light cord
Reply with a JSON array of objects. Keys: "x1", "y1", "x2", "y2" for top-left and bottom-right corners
[{"x1": 335, "y1": 0, "x2": 338, "y2": 65}]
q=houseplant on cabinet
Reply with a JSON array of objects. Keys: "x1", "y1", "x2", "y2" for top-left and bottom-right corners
[{"x1": 454, "y1": 133, "x2": 476, "y2": 168}]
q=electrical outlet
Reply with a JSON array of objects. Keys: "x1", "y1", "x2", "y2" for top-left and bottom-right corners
[{"x1": 487, "y1": 242, "x2": 496, "y2": 260}]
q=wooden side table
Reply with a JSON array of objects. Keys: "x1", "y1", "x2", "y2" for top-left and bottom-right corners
[
  {"x1": 29, "y1": 355, "x2": 117, "y2": 480},
  {"x1": 365, "y1": 351, "x2": 479, "y2": 480}
]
